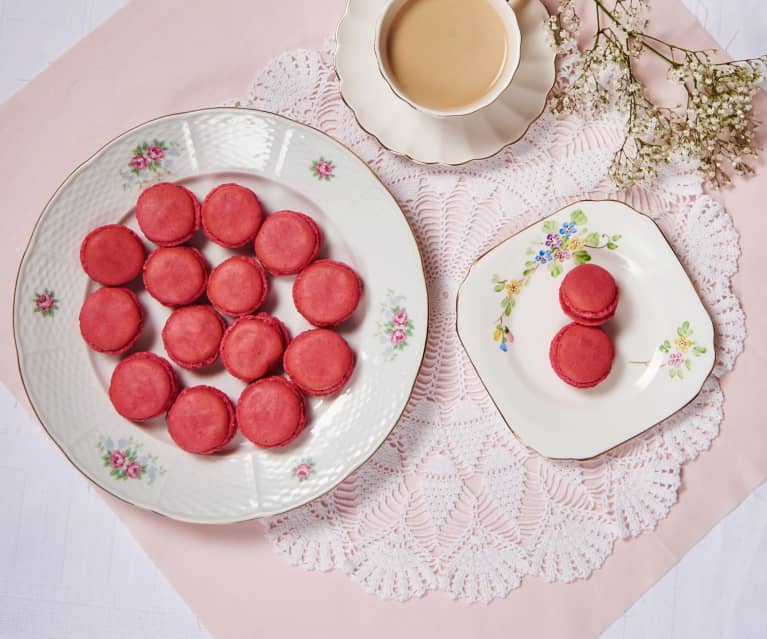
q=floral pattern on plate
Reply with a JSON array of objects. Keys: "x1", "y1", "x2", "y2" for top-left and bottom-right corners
[
  {"x1": 119, "y1": 139, "x2": 181, "y2": 189},
  {"x1": 491, "y1": 208, "x2": 620, "y2": 351},
  {"x1": 310, "y1": 156, "x2": 335, "y2": 180},
  {"x1": 293, "y1": 459, "x2": 315, "y2": 481},
  {"x1": 631, "y1": 321, "x2": 708, "y2": 379},
  {"x1": 375, "y1": 289, "x2": 414, "y2": 361},
  {"x1": 98, "y1": 435, "x2": 165, "y2": 485},
  {"x1": 33, "y1": 289, "x2": 59, "y2": 317}
]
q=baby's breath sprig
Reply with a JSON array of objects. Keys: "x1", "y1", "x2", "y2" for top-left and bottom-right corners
[{"x1": 548, "y1": 0, "x2": 767, "y2": 189}]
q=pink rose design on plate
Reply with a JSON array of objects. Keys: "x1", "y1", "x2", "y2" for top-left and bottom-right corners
[
  {"x1": 146, "y1": 145, "x2": 164, "y2": 161},
  {"x1": 556, "y1": 249, "x2": 571, "y2": 262},
  {"x1": 125, "y1": 461, "x2": 142, "y2": 479},
  {"x1": 316, "y1": 160, "x2": 333, "y2": 177},
  {"x1": 668, "y1": 351, "x2": 684, "y2": 368},
  {"x1": 393, "y1": 310, "x2": 408, "y2": 326},
  {"x1": 110, "y1": 450, "x2": 126, "y2": 469},
  {"x1": 131, "y1": 154, "x2": 148, "y2": 171},
  {"x1": 36, "y1": 293, "x2": 54, "y2": 312},
  {"x1": 294, "y1": 463, "x2": 313, "y2": 481},
  {"x1": 390, "y1": 327, "x2": 407, "y2": 345}
]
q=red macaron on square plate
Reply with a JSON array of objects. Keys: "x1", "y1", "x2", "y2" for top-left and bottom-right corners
[
  {"x1": 13, "y1": 108, "x2": 427, "y2": 523},
  {"x1": 457, "y1": 200, "x2": 715, "y2": 460}
]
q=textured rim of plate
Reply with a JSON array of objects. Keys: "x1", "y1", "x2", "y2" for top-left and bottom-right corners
[
  {"x1": 455, "y1": 199, "x2": 716, "y2": 460},
  {"x1": 13, "y1": 107, "x2": 428, "y2": 523},
  {"x1": 334, "y1": 0, "x2": 557, "y2": 165}
]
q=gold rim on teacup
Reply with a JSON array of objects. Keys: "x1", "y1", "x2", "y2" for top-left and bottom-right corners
[{"x1": 373, "y1": 0, "x2": 522, "y2": 118}]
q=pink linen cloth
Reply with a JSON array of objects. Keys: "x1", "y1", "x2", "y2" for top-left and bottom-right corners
[{"x1": 0, "y1": 1, "x2": 764, "y2": 637}]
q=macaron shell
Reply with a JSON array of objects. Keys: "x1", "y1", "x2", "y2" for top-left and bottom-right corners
[
  {"x1": 79, "y1": 287, "x2": 144, "y2": 354},
  {"x1": 202, "y1": 183, "x2": 263, "y2": 248},
  {"x1": 143, "y1": 246, "x2": 209, "y2": 307},
  {"x1": 80, "y1": 224, "x2": 146, "y2": 286},
  {"x1": 167, "y1": 386, "x2": 236, "y2": 455},
  {"x1": 136, "y1": 182, "x2": 200, "y2": 247},
  {"x1": 559, "y1": 264, "x2": 619, "y2": 326},
  {"x1": 109, "y1": 352, "x2": 178, "y2": 421},
  {"x1": 254, "y1": 210, "x2": 321, "y2": 275},
  {"x1": 559, "y1": 287, "x2": 619, "y2": 326},
  {"x1": 283, "y1": 328, "x2": 355, "y2": 396},
  {"x1": 549, "y1": 323, "x2": 615, "y2": 388},
  {"x1": 237, "y1": 377, "x2": 307, "y2": 448},
  {"x1": 254, "y1": 312, "x2": 290, "y2": 347},
  {"x1": 162, "y1": 305, "x2": 226, "y2": 369},
  {"x1": 220, "y1": 315, "x2": 286, "y2": 382},
  {"x1": 293, "y1": 260, "x2": 362, "y2": 327},
  {"x1": 207, "y1": 256, "x2": 268, "y2": 317}
]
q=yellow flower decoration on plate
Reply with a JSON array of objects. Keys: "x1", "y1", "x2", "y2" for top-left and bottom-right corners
[
  {"x1": 505, "y1": 279, "x2": 523, "y2": 296},
  {"x1": 674, "y1": 335, "x2": 692, "y2": 353}
]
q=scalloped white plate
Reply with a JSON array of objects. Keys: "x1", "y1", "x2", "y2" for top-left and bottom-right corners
[
  {"x1": 335, "y1": 0, "x2": 556, "y2": 164},
  {"x1": 457, "y1": 200, "x2": 715, "y2": 459},
  {"x1": 14, "y1": 108, "x2": 427, "y2": 523}
]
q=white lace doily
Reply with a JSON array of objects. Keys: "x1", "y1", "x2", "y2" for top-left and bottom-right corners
[{"x1": 232, "y1": 41, "x2": 745, "y2": 602}]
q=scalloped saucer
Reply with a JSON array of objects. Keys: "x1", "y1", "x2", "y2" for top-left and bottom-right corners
[{"x1": 335, "y1": 0, "x2": 556, "y2": 164}]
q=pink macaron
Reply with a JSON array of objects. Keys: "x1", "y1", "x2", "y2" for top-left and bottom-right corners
[
  {"x1": 109, "y1": 352, "x2": 178, "y2": 421},
  {"x1": 206, "y1": 256, "x2": 268, "y2": 317},
  {"x1": 166, "y1": 386, "x2": 237, "y2": 455},
  {"x1": 292, "y1": 259, "x2": 362, "y2": 327},
  {"x1": 237, "y1": 376, "x2": 307, "y2": 448},
  {"x1": 549, "y1": 322, "x2": 615, "y2": 388},
  {"x1": 143, "y1": 246, "x2": 209, "y2": 307},
  {"x1": 220, "y1": 314, "x2": 289, "y2": 382},
  {"x1": 79, "y1": 287, "x2": 144, "y2": 354},
  {"x1": 162, "y1": 305, "x2": 226, "y2": 369},
  {"x1": 136, "y1": 182, "x2": 201, "y2": 247},
  {"x1": 283, "y1": 328, "x2": 355, "y2": 396},
  {"x1": 80, "y1": 224, "x2": 146, "y2": 286},
  {"x1": 254, "y1": 210, "x2": 321, "y2": 275},
  {"x1": 201, "y1": 183, "x2": 263, "y2": 248},
  {"x1": 559, "y1": 264, "x2": 619, "y2": 326}
]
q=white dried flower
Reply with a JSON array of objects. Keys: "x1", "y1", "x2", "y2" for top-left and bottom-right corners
[{"x1": 548, "y1": 0, "x2": 765, "y2": 189}]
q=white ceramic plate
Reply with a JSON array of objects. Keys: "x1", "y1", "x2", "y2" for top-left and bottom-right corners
[
  {"x1": 457, "y1": 200, "x2": 714, "y2": 460},
  {"x1": 335, "y1": 0, "x2": 556, "y2": 165},
  {"x1": 14, "y1": 108, "x2": 428, "y2": 523}
]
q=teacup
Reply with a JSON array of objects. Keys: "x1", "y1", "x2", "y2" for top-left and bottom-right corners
[{"x1": 374, "y1": 0, "x2": 521, "y2": 118}]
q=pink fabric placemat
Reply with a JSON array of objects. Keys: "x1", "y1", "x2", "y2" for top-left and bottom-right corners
[{"x1": 1, "y1": 1, "x2": 764, "y2": 637}]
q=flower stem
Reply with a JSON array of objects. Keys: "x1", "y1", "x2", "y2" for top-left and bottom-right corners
[{"x1": 591, "y1": 0, "x2": 680, "y2": 66}]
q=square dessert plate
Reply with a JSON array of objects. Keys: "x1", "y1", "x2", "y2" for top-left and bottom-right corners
[
  {"x1": 456, "y1": 200, "x2": 714, "y2": 459},
  {"x1": 14, "y1": 108, "x2": 427, "y2": 523}
]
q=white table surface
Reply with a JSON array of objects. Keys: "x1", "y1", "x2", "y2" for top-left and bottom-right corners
[{"x1": 0, "y1": 1, "x2": 765, "y2": 637}]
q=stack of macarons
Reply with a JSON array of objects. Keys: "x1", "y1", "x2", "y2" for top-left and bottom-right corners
[
  {"x1": 78, "y1": 181, "x2": 363, "y2": 456},
  {"x1": 549, "y1": 264, "x2": 619, "y2": 389}
]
